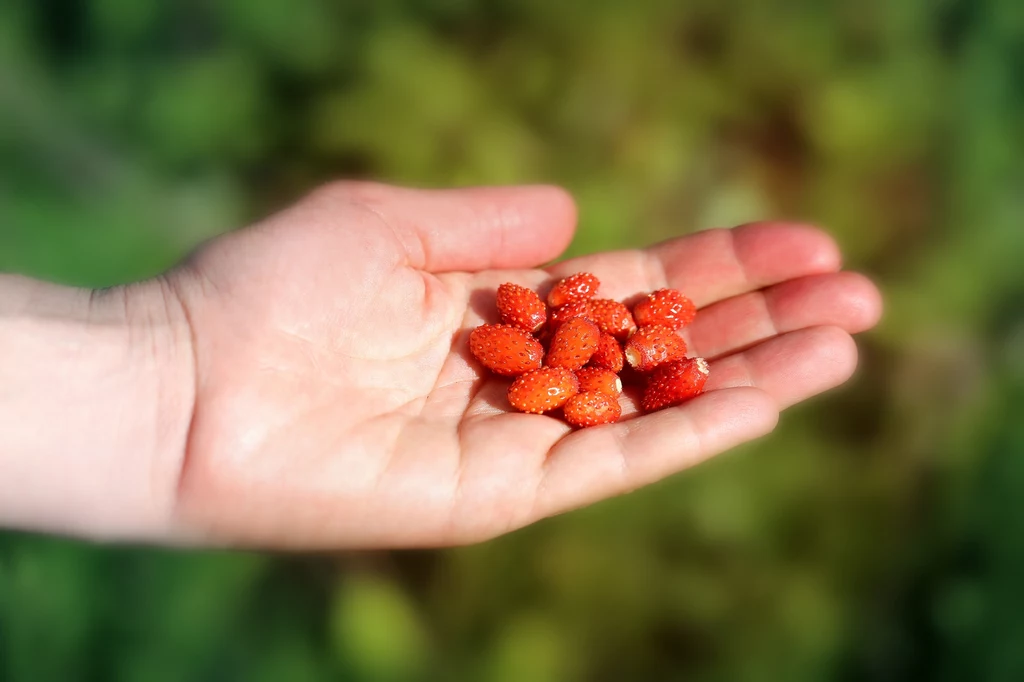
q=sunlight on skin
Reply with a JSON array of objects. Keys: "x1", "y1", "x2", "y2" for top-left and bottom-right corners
[{"x1": 163, "y1": 182, "x2": 882, "y2": 550}]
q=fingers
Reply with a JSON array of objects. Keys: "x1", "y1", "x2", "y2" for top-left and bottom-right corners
[
  {"x1": 531, "y1": 324, "x2": 859, "y2": 521},
  {"x1": 685, "y1": 271, "x2": 883, "y2": 359},
  {"x1": 705, "y1": 325, "x2": 859, "y2": 409},
  {"x1": 655, "y1": 223, "x2": 842, "y2": 306},
  {"x1": 548, "y1": 222, "x2": 841, "y2": 308},
  {"x1": 317, "y1": 181, "x2": 578, "y2": 272},
  {"x1": 535, "y1": 387, "x2": 779, "y2": 519}
]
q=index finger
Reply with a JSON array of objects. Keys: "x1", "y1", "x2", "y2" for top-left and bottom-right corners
[{"x1": 548, "y1": 222, "x2": 842, "y2": 307}]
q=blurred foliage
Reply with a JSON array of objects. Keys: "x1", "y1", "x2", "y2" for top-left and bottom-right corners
[{"x1": 1, "y1": 0, "x2": 1023, "y2": 680}]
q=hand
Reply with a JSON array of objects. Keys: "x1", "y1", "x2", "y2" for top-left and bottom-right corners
[{"x1": 164, "y1": 182, "x2": 881, "y2": 549}]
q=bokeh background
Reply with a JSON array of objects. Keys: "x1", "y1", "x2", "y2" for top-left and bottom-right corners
[{"x1": 2, "y1": 0, "x2": 1023, "y2": 680}]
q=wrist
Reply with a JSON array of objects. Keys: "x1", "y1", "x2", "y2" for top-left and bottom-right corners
[{"x1": 0, "y1": 275, "x2": 195, "y2": 541}]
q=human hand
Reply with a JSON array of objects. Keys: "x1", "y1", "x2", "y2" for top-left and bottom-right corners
[{"x1": 161, "y1": 182, "x2": 881, "y2": 549}]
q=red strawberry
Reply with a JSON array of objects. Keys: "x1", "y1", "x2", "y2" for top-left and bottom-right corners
[
  {"x1": 623, "y1": 325, "x2": 687, "y2": 372},
  {"x1": 632, "y1": 288, "x2": 697, "y2": 330},
  {"x1": 547, "y1": 272, "x2": 600, "y2": 308},
  {"x1": 575, "y1": 367, "x2": 622, "y2": 397},
  {"x1": 589, "y1": 333, "x2": 625, "y2": 373},
  {"x1": 588, "y1": 299, "x2": 637, "y2": 339},
  {"x1": 508, "y1": 367, "x2": 579, "y2": 414},
  {"x1": 564, "y1": 391, "x2": 621, "y2": 427},
  {"x1": 496, "y1": 283, "x2": 547, "y2": 332},
  {"x1": 469, "y1": 324, "x2": 544, "y2": 376},
  {"x1": 547, "y1": 317, "x2": 600, "y2": 370},
  {"x1": 641, "y1": 357, "x2": 710, "y2": 412},
  {"x1": 549, "y1": 299, "x2": 593, "y2": 328}
]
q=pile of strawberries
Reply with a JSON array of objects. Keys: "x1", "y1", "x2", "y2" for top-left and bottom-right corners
[{"x1": 469, "y1": 272, "x2": 710, "y2": 428}]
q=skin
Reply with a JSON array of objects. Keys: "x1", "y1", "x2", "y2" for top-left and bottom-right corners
[{"x1": 0, "y1": 182, "x2": 882, "y2": 549}]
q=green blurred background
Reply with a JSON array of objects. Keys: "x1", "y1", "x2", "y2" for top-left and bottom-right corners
[{"x1": 1, "y1": 0, "x2": 1023, "y2": 680}]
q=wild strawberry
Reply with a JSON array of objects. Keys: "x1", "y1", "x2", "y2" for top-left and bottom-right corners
[
  {"x1": 547, "y1": 317, "x2": 600, "y2": 370},
  {"x1": 588, "y1": 299, "x2": 637, "y2": 339},
  {"x1": 623, "y1": 325, "x2": 687, "y2": 372},
  {"x1": 549, "y1": 299, "x2": 593, "y2": 328},
  {"x1": 641, "y1": 357, "x2": 710, "y2": 412},
  {"x1": 496, "y1": 283, "x2": 547, "y2": 332},
  {"x1": 564, "y1": 391, "x2": 621, "y2": 427},
  {"x1": 508, "y1": 367, "x2": 579, "y2": 414},
  {"x1": 589, "y1": 333, "x2": 624, "y2": 373},
  {"x1": 575, "y1": 367, "x2": 622, "y2": 397},
  {"x1": 469, "y1": 324, "x2": 544, "y2": 376},
  {"x1": 632, "y1": 288, "x2": 697, "y2": 330},
  {"x1": 547, "y1": 272, "x2": 600, "y2": 308}
]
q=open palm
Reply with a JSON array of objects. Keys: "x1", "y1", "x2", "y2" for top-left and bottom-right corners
[{"x1": 168, "y1": 183, "x2": 881, "y2": 549}]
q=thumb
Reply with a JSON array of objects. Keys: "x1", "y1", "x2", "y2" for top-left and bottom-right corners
[{"x1": 320, "y1": 182, "x2": 578, "y2": 272}]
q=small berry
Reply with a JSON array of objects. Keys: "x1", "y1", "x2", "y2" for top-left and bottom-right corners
[
  {"x1": 549, "y1": 299, "x2": 593, "y2": 327},
  {"x1": 496, "y1": 283, "x2": 547, "y2": 332},
  {"x1": 547, "y1": 317, "x2": 601, "y2": 370},
  {"x1": 632, "y1": 289, "x2": 697, "y2": 330},
  {"x1": 564, "y1": 391, "x2": 621, "y2": 427},
  {"x1": 469, "y1": 324, "x2": 544, "y2": 376},
  {"x1": 508, "y1": 367, "x2": 579, "y2": 414},
  {"x1": 589, "y1": 333, "x2": 625, "y2": 373},
  {"x1": 588, "y1": 299, "x2": 637, "y2": 339},
  {"x1": 623, "y1": 325, "x2": 687, "y2": 372},
  {"x1": 575, "y1": 367, "x2": 622, "y2": 397},
  {"x1": 641, "y1": 357, "x2": 710, "y2": 411},
  {"x1": 547, "y1": 272, "x2": 600, "y2": 308}
]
